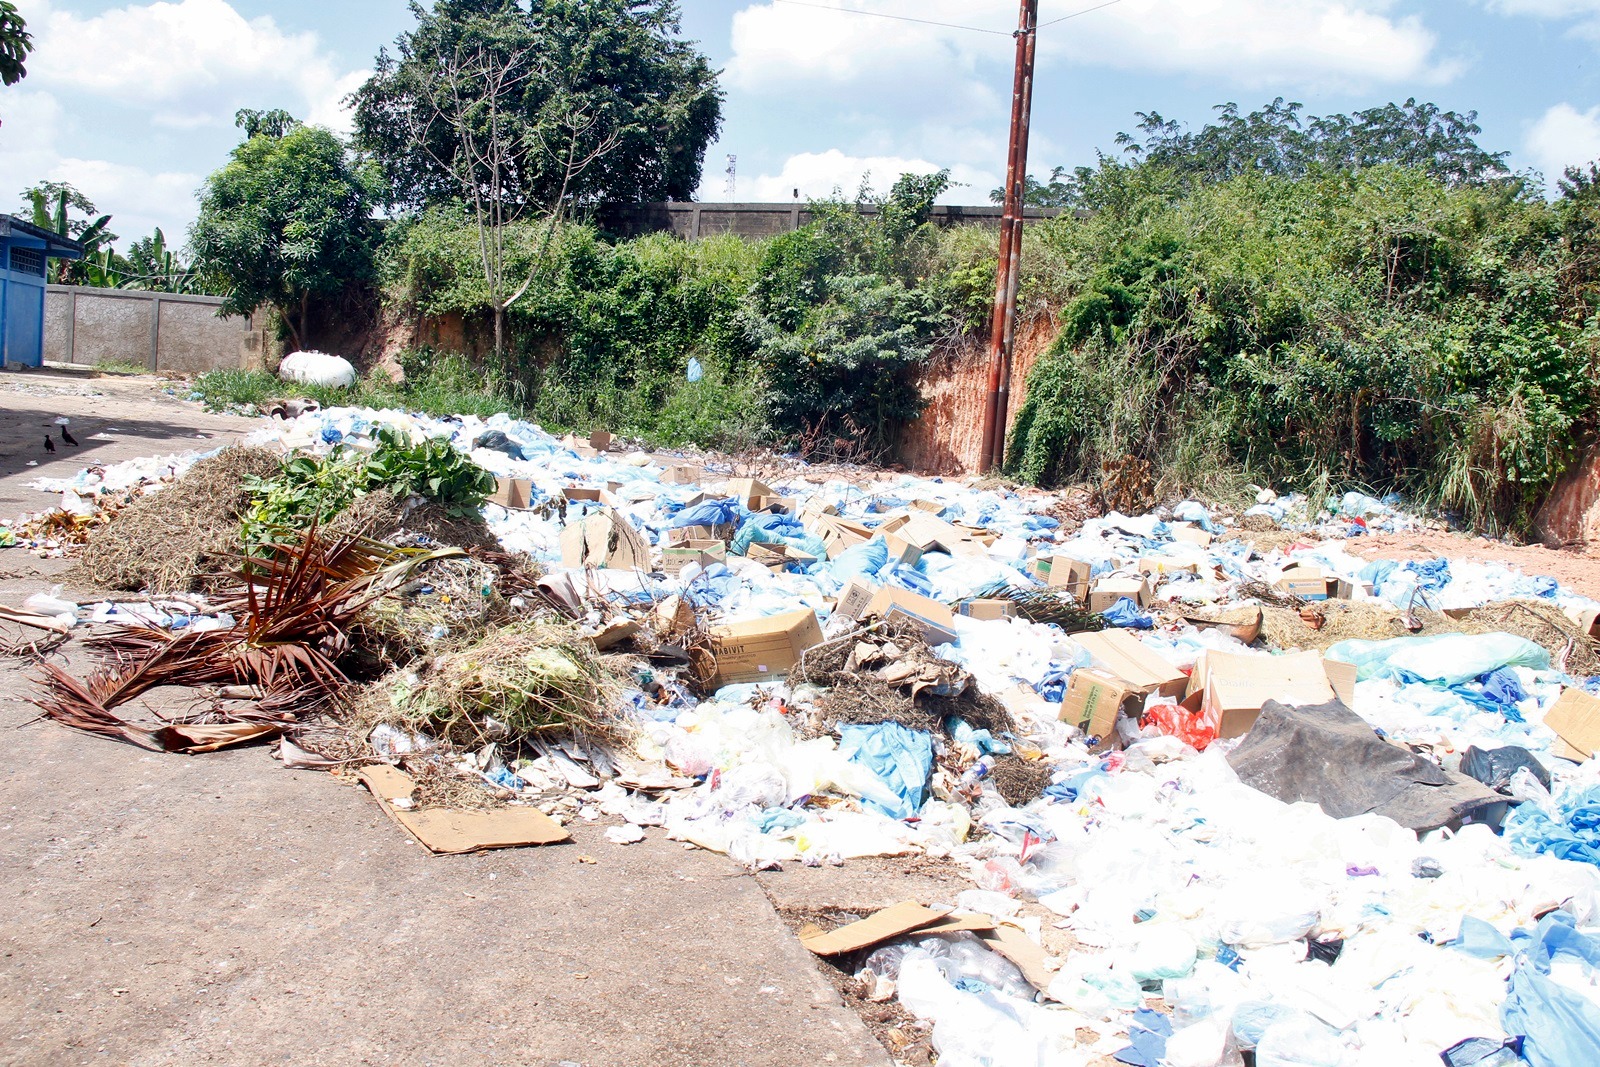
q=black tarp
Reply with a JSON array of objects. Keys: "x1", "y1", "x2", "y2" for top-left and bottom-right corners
[{"x1": 1228, "y1": 699, "x2": 1503, "y2": 832}]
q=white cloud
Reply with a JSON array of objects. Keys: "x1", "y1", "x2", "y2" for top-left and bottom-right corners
[
  {"x1": 1527, "y1": 103, "x2": 1600, "y2": 183},
  {"x1": 708, "y1": 149, "x2": 1000, "y2": 204},
  {"x1": 728, "y1": 1, "x2": 1459, "y2": 99},
  {"x1": 29, "y1": 0, "x2": 351, "y2": 127},
  {"x1": 0, "y1": 1, "x2": 370, "y2": 240},
  {"x1": 1483, "y1": 1, "x2": 1600, "y2": 16}
]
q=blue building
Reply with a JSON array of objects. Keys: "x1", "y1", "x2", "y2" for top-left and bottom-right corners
[{"x1": 0, "y1": 216, "x2": 84, "y2": 368}]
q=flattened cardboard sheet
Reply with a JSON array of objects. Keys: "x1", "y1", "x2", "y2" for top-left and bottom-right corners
[{"x1": 358, "y1": 766, "x2": 570, "y2": 855}]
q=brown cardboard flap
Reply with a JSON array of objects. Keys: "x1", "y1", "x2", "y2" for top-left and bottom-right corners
[
  {"x1": 1545, "y1": 688, "x2": 1600, "y2": 762},
  {"x1": 1196, "y1": 649, "x2": 1337, "y2": 739},
  {"x1": 976, "y1": 925, "x2": 1053, "y2": 994},
  {"x1": 914, "y1": 913, "x2": 997, "y2": 936},
  {"x1": 559, "y1": 510, "x2": 651, "y2": 570},
  {"x1": 864, "y1": 586, "x2": 958, "y2": 646},
  {"x1": 1072, "y1": 630, "x2": 1187, "y2": 698},
  {"x1": 490, "y1": 477, "x2": 532, "y2": 510},
  {"x1": 358, "y1": 766, "x2": 570, "y2": 854},
  {"x1": 798, "y1": 901, "x2": 951, "y2": 956}
]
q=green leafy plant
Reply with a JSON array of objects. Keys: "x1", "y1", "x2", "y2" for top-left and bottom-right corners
[{"x1": 363, "y1": 426, "x2": 497, "y2": 515}]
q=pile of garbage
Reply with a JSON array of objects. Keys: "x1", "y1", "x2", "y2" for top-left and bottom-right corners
[{"x1": 20, "y1": 402, "x2": 1600, "y2": 1067}]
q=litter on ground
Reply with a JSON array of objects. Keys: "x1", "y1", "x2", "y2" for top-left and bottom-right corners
[{"x1": 17, "y1": 401, "x2": 1600, "y2": 1067}]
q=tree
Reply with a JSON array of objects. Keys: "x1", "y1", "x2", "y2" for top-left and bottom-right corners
[
  {"x1": 1111, "y1": 98, "x2": 1510, "y2": 188},
  {"x1": 0, "y1": 1, "x2": 31, "y2": 87},
  {"x1": 352, "y1": 0, "x2": 723, "y2": 212},
  {"x1": 190, "y1": 114, "x2": 377, "y2": 351}
]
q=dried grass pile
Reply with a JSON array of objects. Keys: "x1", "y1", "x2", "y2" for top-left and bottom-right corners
[
  {"x1": 75, "y1": 447, "x2": 282, "y2": 592},
  {"x1": 326, "y1": 489, "x2": 499, "y2": 552},
  {"x1": 799, "y1": 620, "x2": 1015, "y2": 738},
  {"x1": 988, "y1": 756, "x2": 1053, "y2": 806},
  {"x1": 372, "y1": 620, "x2": 627, "y2": 748}
]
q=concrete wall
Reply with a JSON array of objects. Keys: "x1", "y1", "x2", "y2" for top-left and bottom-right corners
[
  {"x1": 44, "y1": 286, "x2": 252, "y2": 372},
  {"x1": 594, "y1": 202, "x2": 1067, "y2": 241}
]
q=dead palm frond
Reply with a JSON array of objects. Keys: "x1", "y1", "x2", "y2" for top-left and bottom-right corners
[{"x1": 33, "y1": 529, "x2": 462, "y2": 750}]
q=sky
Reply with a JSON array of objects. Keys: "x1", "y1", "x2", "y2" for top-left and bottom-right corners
[{"x1": 1, "y1": 0, "x2": 1599, "y2": 244}]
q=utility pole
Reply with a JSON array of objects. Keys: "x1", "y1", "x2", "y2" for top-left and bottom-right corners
[{"x1": 977, "y1": 0, "x2": 1039, "y2": 474}]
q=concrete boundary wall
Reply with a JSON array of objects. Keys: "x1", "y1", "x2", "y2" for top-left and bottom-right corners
[
  {"x1": 44, "y1": 285, "x2": 252, "y2": 373},
  {"x1": 594, "y1": 202, "x2": 1069, "y2": 241}
]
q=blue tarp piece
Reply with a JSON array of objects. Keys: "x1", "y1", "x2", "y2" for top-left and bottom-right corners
[
  {"x1": 1326, "y1": 634, "x2": 1550, "y2": 687},
  {"x1": 825, "y1": 537, "x2": 889, "y2": 584},
  {"x1": 687, "y1": 357, "x2": 703, "y2": 382},
  {"x1": 670, "y1": 498, "x2": 744, "y2": 529},
  {"x1": 838, "y1": 723, "x2": 934, "y2": 820},
  {"x1": 1501, "y1": 914, "x2": 1600, "y2": 1067},
  {"x1": 1505, "y1": 785, "x2": 1600, "y2": 867},
  {"x1": 1113, "y1": 1009, "x2": 1173, "y2": 1066},
  {"x1": 1101, "y1": 597, "x2": 1155, "y2": 630}
]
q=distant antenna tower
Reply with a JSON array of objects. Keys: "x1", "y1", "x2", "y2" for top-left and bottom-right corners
[{"x1": 724, "y1": 154, "x2": 737, "y2": 200}]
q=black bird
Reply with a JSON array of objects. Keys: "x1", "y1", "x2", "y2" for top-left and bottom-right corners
[
  {"x1": 60, "y1": 427, "x2": 77, "y2": 447},
  {"x1": 43, "y1": 435, "x2": 55, "y2": 454}
]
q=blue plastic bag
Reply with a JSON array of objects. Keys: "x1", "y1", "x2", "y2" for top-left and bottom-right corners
[
  {"x1": 838, "y1": 723, "x2": 934, "y2": 820},
  {"x1": 1101, "y1": 597, "x2": 1154, "y2": 630},
  {"x1": 670, "y1": 498, "x2": 744, "y2": 530},
  {"x1": 686, "y1": 357, "x2": 704, "y2": 383},
  {"x1": 824, "y1": 537, "x2": 890, "y2": 584}
]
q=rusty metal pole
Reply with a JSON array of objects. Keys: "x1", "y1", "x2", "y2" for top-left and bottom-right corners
[
  {"x1": 990, "y1": 6, "x2": 1039, "y2": 471},
  {"x1": 977, "y1": 0, "x2": 1039, "y2": 474}
]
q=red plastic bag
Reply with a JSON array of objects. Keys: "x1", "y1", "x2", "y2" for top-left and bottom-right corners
[{"x1": 1143, "y1": 703, "x2": 1217, "y2": 751}]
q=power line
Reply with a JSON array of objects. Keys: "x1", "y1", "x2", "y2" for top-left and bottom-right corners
[
  {"x1": 768, "y1": 0, "x2": 1011, "y2": 36},
  {"x1": 768, "y1": 1, "x2": 1126, "y2": 37},
  {"x1": 1041, "y1": 0, "x2": 1124, "y2": 29}
]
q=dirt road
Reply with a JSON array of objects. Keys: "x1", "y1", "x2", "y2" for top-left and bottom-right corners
[{"x1": 0, "y1": 371, "x2": 892, "y2": 1067}]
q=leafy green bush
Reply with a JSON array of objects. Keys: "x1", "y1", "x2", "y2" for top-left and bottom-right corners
[{"x1": 1008, "y1": 164, "x2": 1600, "y2": 533}]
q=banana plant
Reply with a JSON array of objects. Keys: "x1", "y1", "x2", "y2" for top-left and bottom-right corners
[{"x1": 29, "y1": 188, "x2": 115, "y2": 285}]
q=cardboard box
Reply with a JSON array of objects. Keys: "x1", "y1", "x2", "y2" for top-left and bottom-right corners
[
  {"x1": 1087, "y1": 575, "x2": 1152, "y2": 613},
  {"x1": 1041, "y1": 555, "x2": 1093, "y2": 597},
  {"x1": 817, "y1": 515, "x2": 873, "y2": 557},
  {"x1": 562, "y1": 485, "x2": 606, "y2": 503},
  {"x1": 1190, "y1": 649, "x2": 1339, "y2": 739},
  {"x1": 710, "y1": 608, "x2": 824, "y2": 686},
  {"x1": 727, "y1": 478, "x2": 778, "y2": 511},
  {"x1": 490, "y1": 476, "x2": 532, "y2": 510},
  {"x1": 589, "y1": 430, "x2": 614, "y2": 452},
  {"x1": 659, "y1": 464, "x2": 702, "y2": 486},
  {"x1": 1334, "y1": 578, "x2": 1374, "y2": 601},
  {"x1": 883, "y1": 532, "x2": 924, "y2": 567},
  {"x1": 1277, "y1": 564, "x2": 1334, "y2": 602},
  {"x1": 748, "y1": 542, "x2": 790, "y2": 568},
  {"x1": 668, "y1": 524, "x2": 718, "y2": 546},
  {"x1": 1170, "y1": 522, "x2": 1215, "y2": 549},
  {"x1": 1544, "y1": 687, "x2": 1600, "y2": 762},
  {"x1": 835, "y1": 578, "x2": 878, "y2": 622},
  {"x1": 864, "y1": 586, "x2": 959, "y2": 646},
  {"x1": 1073, "y1": 629, "x2": 1187, "y2": 700},
  {"x1": 799, "y1": 498, "x2": 839, "y2": 524},
  {"x1": 959, "y1": 599, "x2": 1017, "y2": 621},
  {"x1": 1061, "y1": 668, "x2": 1141, "y2": 741},
  {"x1": 911, "y1": 499, "x2": 946, "y2": 515},
  {"x1": 661, "y1": 539, "x2": 726, "y2": 576},
  {"x1": 561, "y1": 434, "x2": 599, "y2": 459},
  {"x1": 559, "y1": 510, "x2": 651, "y2": 571}
]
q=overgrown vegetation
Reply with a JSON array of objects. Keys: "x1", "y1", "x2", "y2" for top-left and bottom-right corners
[{"x1": 1007, "y1": 163, "x2": 1600, "y2": 533}]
